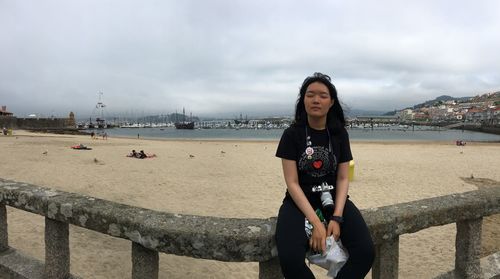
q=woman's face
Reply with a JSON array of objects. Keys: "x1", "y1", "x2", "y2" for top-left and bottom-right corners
[{"x1": 304, "y1": 82, "x2": 333, "y2": 118}]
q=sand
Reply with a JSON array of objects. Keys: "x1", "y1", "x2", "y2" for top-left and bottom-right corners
[{"x1": 0, "y1": 130, "x2": 498, "y2": 279}]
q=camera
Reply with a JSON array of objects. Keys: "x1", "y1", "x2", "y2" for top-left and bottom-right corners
[{"x1": 311, "y1": 182, "x2": 334, "y2": 217}]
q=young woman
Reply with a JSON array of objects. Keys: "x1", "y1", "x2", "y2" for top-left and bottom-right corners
[{"x1": 275, "y1": 73, "x2": 374, "y2": 278}]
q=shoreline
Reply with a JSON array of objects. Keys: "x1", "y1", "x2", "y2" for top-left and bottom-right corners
[
  {"x1": 11, "y1": 129, "x2": 500, "y2": 145},
  {"x1": 452, "y1": 125, "x2": 500, "y2": 136}
]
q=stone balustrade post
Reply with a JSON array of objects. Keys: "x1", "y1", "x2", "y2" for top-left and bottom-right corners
[
  {"x1": 455, "y1": 218, "x2": 482, "y2": 279},
  {"x1": 45, "y1": 217, "x2": 70, "y2": 279},
  {"x1": 0, "y1": 203, "x2": 7, "y2": 252},
  {"x1": 132, "y1": 242, "x2": 159, "y2": 279},
  {"x1": 372, "y1": 236, "x2": 399, "y2": 279},
  {"x1": 258, "y1": 257, "x2": 282, "y2": 279}
]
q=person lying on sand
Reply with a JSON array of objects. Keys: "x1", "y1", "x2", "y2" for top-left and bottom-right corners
[
  {"x1": 126, "y1": 150, "x2": 156, "y2": 159},
  {"x1": 126, "y1": 150, "x2": 138, "y2": 158},
  {"x1": 71, "y1": 144, "x2": 92, "y2": 150},
  {"x1": 138, "y1": 150, "x2": 157, "y2": 159}
]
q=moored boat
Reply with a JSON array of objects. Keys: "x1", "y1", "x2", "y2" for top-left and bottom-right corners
[{"x1": 174, "y1": 122, "x2": 195, "y2": 129}]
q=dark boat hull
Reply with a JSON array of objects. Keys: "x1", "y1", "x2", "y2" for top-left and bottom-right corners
[{"x1": 175, "y1": 122, "x2": 195, "y2": 129}]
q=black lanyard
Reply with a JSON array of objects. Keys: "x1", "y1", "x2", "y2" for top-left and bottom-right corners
[
  {"x1": 305, "y1": 125, "x2": 333, "y2": 151},
  {"x1": 305, "y1": 125, "x2": 337, "y2": 171}
]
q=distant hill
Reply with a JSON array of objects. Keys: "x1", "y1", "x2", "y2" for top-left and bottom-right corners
[
  {"x1": 383, "y1": 110, "x2": 398, "y2": 116},
  {"x1": 344, "y1": 108, "x2": 386, "y2": 117},
  {"x1": 382, "y1": 95, "x2": 473, "y2": 115},
  {"x1": 412, "y1": 95, "x2": 471, "y2": 109}
]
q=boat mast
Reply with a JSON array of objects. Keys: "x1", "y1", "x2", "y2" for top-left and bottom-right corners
[
  {"x1": 95, "y1": 91, "x2": 106, "y2": 128},
  {"x1": 97, "y1": 92, "x2": 105, "y2": 120}
]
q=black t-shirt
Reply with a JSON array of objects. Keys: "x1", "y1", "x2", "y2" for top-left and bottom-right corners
[{"x1": 276, "y1": 124, "x2": 353, "y2": 195}]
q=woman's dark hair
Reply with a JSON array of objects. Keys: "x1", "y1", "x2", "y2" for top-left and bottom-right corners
[{"x1": 293, "y1": 72, "x2": 346, "y2": 132}]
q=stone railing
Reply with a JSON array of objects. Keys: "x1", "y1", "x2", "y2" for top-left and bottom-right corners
[{"x1": 0, "y1": 178, "x2": 499, "y2": 279}]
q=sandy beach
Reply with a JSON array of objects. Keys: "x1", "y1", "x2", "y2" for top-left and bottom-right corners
[{"x1": 0, "y1": 130, "x2": 498, "y2": 279}]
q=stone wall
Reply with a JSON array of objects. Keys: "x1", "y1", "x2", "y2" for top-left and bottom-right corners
[
  {"x1": 0, "y1": 116, "x2": 16, "y2": 129},
  {"x1": 0, "y1": 117, "x2": 75, "y2": 129}
]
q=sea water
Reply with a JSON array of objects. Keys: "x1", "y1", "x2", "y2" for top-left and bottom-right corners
[{"x1": 96, "y1": 126, "x2": 500, "y2": 142}]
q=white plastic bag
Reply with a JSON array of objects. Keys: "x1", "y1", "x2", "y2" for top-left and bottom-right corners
[{"x1": 307, "y1": 236, "x2": 349, "y2": 278}]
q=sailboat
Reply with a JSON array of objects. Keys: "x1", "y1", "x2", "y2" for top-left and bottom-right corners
[
  {"x1": 174, "y1": 107, "x2": 195, "y2": 129},
  {"x1": 90, "y1": 92, "x2": 107, "y2": 129}
]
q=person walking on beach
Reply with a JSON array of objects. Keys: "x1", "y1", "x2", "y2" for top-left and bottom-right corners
[{"x1": 275, "y1": 73, "x2": 374, "y2": 278}]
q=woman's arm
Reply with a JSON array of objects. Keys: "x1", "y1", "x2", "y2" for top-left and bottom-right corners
[
  {"x1": 333, "y1": 162, "x2": 349, "y2": 217},
  {"x1": 282, "y1": 159, "x2": 326, "y2": 253},
  {"x1": 327, "y1": 161, "x2": 349, "y2": 240}
]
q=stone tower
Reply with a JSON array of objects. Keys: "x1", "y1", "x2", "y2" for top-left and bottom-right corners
[{"x1": 68, "y1": 112, "x2": 76, "y2": 127}]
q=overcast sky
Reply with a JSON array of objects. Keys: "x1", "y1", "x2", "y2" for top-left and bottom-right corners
[{"x1": 1, "y1": 0, "x2": 499, "y2": 118}]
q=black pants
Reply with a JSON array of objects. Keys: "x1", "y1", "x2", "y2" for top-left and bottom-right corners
[{"x1": 276, "y1": 197, "x2": 375, "y2": 279}]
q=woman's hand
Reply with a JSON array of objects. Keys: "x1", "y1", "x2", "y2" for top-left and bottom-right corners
[
  {"x1": 309, "y1": 220, "x2": 327, "y2": 254},
  {"x1": 327, "y1": 220, "x2": 341, "y2": 241}
]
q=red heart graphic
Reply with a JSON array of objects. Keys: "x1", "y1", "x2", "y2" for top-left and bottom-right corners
[{"x1": 312, "y1": 160, "x2": 323, "y2": 169}]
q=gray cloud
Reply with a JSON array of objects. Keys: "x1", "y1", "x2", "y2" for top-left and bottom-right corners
[{"x1": 1, "y1": 0, "x2": 499, "y2": 118}]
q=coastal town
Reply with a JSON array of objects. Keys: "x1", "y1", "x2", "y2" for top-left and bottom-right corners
[{"x1": 393, "y1": 91, "x2": 500, "y2": 125}]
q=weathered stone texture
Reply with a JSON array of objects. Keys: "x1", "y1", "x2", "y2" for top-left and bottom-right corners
[
  {"x1": 455, "y1": 218, "x2": 483, "y2": 279},
  {"x1": 372, "y1": 236, "x2": 399, "y2": 279},
  {"x1": 44, "y1": 218, "x2": 69, "y2": 278},
  {"x1": 481, "y1": 251, "x2": 500, "y2": 279},
  {"x1": 0, "y1": 203, "x2": 7, "y2": 252},
  {"x1": 0, "y1": 248, "x2": 46, "y2": 279},
  {"x1": 0, "y1": 247, "x2": 81, "y2": 279},
  {"x1": 132, "y1": 242, "x2": 159, "y2": 279}
]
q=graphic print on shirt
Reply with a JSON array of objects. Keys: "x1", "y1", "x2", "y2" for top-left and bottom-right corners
[{"x1": 297, "y1": 146, "x2": 337, "y2": 178}]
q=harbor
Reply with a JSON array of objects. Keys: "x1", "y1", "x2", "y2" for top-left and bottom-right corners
[{"x1": 86, "y1": 124, "x2": 500, "y2": 142}]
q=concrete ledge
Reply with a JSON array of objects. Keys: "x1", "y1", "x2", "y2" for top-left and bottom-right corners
[{"x1": 0, "y1": 248, "x2": 80, "y2": 279}]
